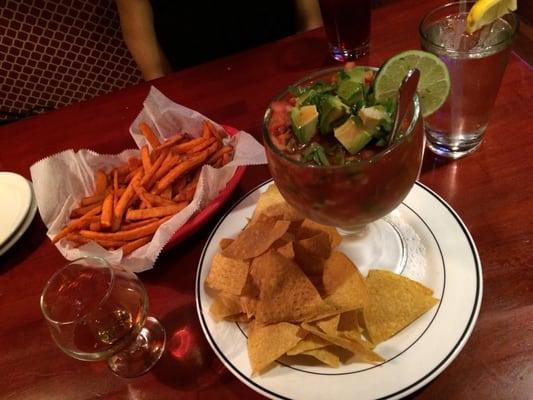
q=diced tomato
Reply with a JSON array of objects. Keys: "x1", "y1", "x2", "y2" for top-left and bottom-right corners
[{"x1": 268, "y1": 100, "x2": 291, "y2": 137}]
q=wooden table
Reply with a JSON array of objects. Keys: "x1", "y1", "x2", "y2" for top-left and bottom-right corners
[{"x1": 1, "y1": 0, "x2": 532, "y2": 398}]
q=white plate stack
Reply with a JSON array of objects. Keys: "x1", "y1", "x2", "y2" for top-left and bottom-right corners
[{"x1": 0, "y1": 172, "x2": 38, "y2": 256}]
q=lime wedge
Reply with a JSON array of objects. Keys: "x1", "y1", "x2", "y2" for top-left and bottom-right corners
[
  {"x1": 374, "y1": 50, "x2": 450, "y2": 117},
  {"x1": 466, "y1": 0, "x2": 517, "y2": 34}
]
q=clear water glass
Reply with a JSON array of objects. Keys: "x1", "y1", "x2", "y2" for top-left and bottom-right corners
[{"x1": 419, "y1": 1, "x2": 518, "y2": 159}]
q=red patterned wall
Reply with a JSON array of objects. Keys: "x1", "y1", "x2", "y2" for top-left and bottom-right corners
[{"x1": 0, "y1": 0, "x2": 142, "y2": 124}]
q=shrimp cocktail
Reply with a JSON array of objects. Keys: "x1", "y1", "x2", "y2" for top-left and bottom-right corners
[{"x1": 263, "y1": 65, "x2": 424, "y2": 231}]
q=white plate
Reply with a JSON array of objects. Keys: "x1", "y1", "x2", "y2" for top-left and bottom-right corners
[
  {"x1": 0, "y1": 179, "x2": 37, "y2": 257},
  {"x1": 196, "y1": 179, "x2": 482, "y2": 400},
  {"x1": 0, "y1": 172, "x2": 33, "y2": 247}
]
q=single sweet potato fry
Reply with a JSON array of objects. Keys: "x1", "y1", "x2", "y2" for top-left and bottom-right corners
[
  {"x1": 188, "y1": 137, "x2": 217, "y2": 154},
  {"x1": 95, "y1": 170, "x2": 108, "y2": 195},
  {"x1": 67, "y1": 233, "x2": 126, "y2": 249},
  {"x1": 80, "y1": 193, "x2": 106, "y2": 207},
  {"x1": 140, "y1": 122, "x2": 161, "y2": 150},
  {"x1": 80, "y1": 216, "x2": 171, "y2": 241},
  {"x1": 113, "y1": 169, "x2": 119, "y2": 191},
  {"x1": 120, "y1": 218, "x2": 159, "y2": 231},
  {"x1": 112, "y1": 171, "x2": 143, "y2": 231},
  {"x1": 121, "y1": 236, "x2": 152, "y2": 256},
  {"x1": 141, "y1": 145, "x2": 151, "y2": 174},
  {"x1": 100, "y1": 192, "x2": 114, "y2": 228},
  {"x1": 152, "y1": 134, "x2": 184, "y2": 155},
  {"x1": 141, "y1": 191, "x2": 176, "y2": 207},
  {"x1": 173, "y1": 137, "x2": 206, "y2": 153},
  {"x1": 202, "y1": 122, "x2": 211, "y2": 139},
  {"x1": 70, "y1": 202, "x2": 103, "y2": 219},
  {"x1": 125, "y1": 204, "x2": 186, "y2": 221}
]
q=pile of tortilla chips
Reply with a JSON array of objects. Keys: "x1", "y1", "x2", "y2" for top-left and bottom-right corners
[{"x1": 204, "y1": 184, "x2": 438, "y2": 375}]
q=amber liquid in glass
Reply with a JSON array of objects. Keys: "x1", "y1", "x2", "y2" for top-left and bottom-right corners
[{"x1": 47, "y1": 265, "x2": 146, "y2": 361}]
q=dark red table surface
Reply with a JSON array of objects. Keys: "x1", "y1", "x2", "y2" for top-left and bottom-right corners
[{"x1": 1, "y1": 0, "x2": 532, "y2": 398}]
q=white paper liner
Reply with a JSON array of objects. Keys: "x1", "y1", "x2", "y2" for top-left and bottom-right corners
[{"x1": 30, "y1": 87, "x2": 267, "y2": 272}]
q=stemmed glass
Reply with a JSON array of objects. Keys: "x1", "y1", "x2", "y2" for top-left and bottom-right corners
[
  {"x1": 263, "y1": 66, "x2": 425, "y2": 272},
  {"x1": 40, "y1": 256, "x2": 166, "y2": 378}
]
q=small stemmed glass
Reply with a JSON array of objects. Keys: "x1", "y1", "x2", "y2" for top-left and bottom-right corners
[{"x1": 40, "y1": 257, "x2": 166, "y2": 378}]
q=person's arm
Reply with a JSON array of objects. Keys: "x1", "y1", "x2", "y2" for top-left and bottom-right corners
[
  {"x1": 295, "y1": 0, "x2": 323, "y2": 32},
  {"x1": 115, "y1": 0, "x2": 172, "y2": 80}
]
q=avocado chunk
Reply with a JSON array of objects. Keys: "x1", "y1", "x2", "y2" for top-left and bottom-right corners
[
  {"x1": 337, "y1": 79, "x2": 364, "y2": 106},
  {"x1": 337, "y1": 67, "x2": 366, "y2": 106},
  {"x1": 358, "y1": 105, "x2": 387, "y2": 131},
  {"x1": 345, "y1": 67, "x2": 365, "y2": 82},
  {"x1": 318, "y1": 95, "x2": 349, "y2": 134},
  {"x1": 291, "y1": 105, "x2": 319, "y2": 144},
  {"x1": 334, "y1": 117, "x2": 373, "y2": 155}
]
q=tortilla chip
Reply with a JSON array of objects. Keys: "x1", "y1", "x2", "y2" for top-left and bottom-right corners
[
  {"x1": 248, "y1": 321, "x2": 304, "y2": 375},
  {"x1": 222, "y1": 215, "x2": 290, "y2": 260},
  {"x1": 298, "y1": 218, "x2": 342, "y2": 248},
  {"x1": 302, "y1": 347, "x2": 340, "y2": 368},
  {"x1": 323, "y1": 251, "x2": 368, "y2": 311},
  {"x1": 296, "y1": 232, "x2": 331, "y2": 259},
  {"x1": 301, "y1": 322, "x2": 383, "y2": 363},
  {"x1": 205, "y1": 252, "x2": 250, "y2": 295},
  {"x1": 272, "y1": 232, "x2": 296, "y2": 248},
  {"x1": 363, "y1": 270, "x2": 439, "y2": 344},
  {"x1": 210, "y1": 292, "x2": 244, "y2": 320},
  {"x1": 286, "y1": 334, "x2": 329, "y2": 355},
  {"x1": 241, "y1": 295, "x2": 258, "y2": 319},
  {"x1": 251, "y1": 184, "x2": 304, "y2": 224},
  {"x1": 251, "y1": 250, "x2": 324, "y2": 324},
  {"x1": 219, "y1": 238, "x2": 234, "y2": 250},
  {"x1": 337, "y1": 310, "x2": 362, "y2": 334},
  {"x1": 276, "y1": 241, "x2": 295, "y2": 259},
  {"x1": 315, "y1": 314, "x2": 340, "y2": 335},
  {"x1": 293, "y1": 243, "x2": 326, "y2": 280}
]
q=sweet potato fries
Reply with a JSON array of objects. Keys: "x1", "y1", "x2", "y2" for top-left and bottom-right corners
[{"x1": 53, "y1": 121, "x2": 233, "y2": 256}]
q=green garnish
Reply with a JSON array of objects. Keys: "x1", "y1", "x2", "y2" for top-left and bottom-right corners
[{"x1": 302, "y1": 143, "x2": 330, "y2": 166}]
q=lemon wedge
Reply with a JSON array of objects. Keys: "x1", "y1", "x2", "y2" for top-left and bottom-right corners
[{"x1": 466, "y1": 0, "x2": 517, "y2": 34}]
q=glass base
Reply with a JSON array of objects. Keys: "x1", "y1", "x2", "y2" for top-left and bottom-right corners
[
  {"x1": 107, "y1": 316, "x2": 166, "y2": 378},
  {"x1": 337, "y1": 218, "x2": 407, "y2": 276},
  {"x1": 425, "y1": 125, "x2": 484, "y2": 159},
  {"x1": 329, "y1": 43, "x2": 369, "y2": 62}
]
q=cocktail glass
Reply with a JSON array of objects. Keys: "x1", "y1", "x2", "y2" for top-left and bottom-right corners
[
  {"x1": 419, "y1": 1, "x2": 518, "y2": 159},
  {"x1": 40, "y1": 257, "x2": 166, "y2": 378},
  {"x1": 263, "y1": 67, "x2": 425, "y2": 271}
]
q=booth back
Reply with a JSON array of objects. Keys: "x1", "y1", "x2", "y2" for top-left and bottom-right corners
[{"x1": 0, "y1": 0, "x2": 142, "y2": 124}]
